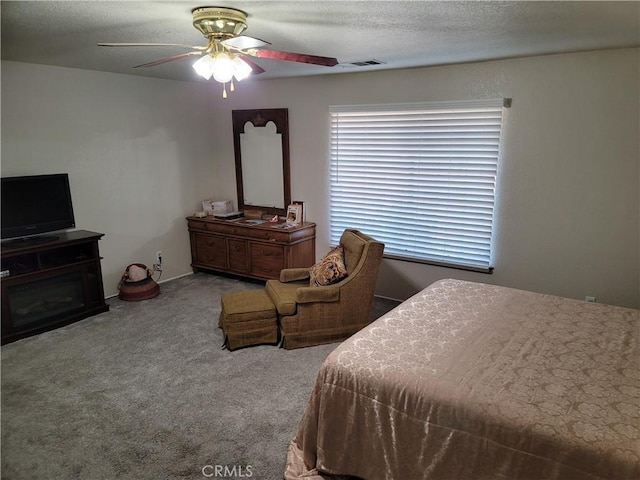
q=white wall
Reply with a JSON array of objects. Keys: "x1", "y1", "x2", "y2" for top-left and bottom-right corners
[
  {"x1": 1, "y1": 61, "x2": 216, "y2": 297},
  {"x1": 3, "y1": 49, "x2": 638, "y2": 308},
  {"x1": 209, "y1": 48, "x2": 640, "y2": 308}
]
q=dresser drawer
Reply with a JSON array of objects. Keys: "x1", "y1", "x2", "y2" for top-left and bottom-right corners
[
  {"x1": 194, "y1": 234, "x2": 227, "y2": 269},
  {"x1": 249, "y1": 243, "x2": 284, "y2": 277},
  {"x1": 188, "y1": 220, "x2": 211, "y2": 231},
  {"x1": 227, "y1": 239, "x2": 248, "y2": 273}
]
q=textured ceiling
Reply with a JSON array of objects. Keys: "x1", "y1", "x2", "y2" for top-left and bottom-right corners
[{"x1": 1, "y1": 1, "x2": 639, "y2": 83}]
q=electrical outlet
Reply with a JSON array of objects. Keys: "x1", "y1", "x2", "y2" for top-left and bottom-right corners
[
  {"x1": 154, "y1": 251, "x2": 163, "y2": 271},
  {"x1": 585, "y1": 296, "x2": 596, "y2": 303}
]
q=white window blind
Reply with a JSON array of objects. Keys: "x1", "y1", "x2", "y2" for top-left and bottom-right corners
[{"x1": 329, "y1": 99, "x2": 506, "y2": 272}]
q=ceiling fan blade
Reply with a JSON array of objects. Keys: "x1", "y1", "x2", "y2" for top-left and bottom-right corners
[
  {"x1": 98, "y1": 43, "x2": 207, "y2": 50},
  {"x1": 238, "y1": 54, "x2": 266, "y2": 75},
  {"x1": 247, "y1": 48, "x2": 338, "y2": 67},
  {"x1": 134, "y1": 51, "x2": 202, "y2": 68},
  {"x1": 222, "y1": 35, "x2": 271, "y2": 50}
]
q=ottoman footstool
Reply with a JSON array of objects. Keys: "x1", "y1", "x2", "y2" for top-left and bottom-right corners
[{"x1": 219, "y1": 289, "x2": 279, "y2": 350}]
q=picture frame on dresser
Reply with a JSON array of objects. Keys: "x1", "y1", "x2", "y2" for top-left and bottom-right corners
[{"x1": 286, "y1": 204, "x2": 302, "y2": 226}]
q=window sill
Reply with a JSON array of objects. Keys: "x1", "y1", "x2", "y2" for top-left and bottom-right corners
[{"x1": 383, "y1": 253, "x2": 494, "y2": 274}]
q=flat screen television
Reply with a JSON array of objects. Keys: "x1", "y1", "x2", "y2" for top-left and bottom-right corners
[{"x1": 1, "y1": 173, "x2": 76, "y2": 245}]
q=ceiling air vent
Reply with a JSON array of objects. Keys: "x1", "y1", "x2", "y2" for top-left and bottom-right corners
[{"x1": 348, "y1": 59, "x2": 386, "y2": 67}]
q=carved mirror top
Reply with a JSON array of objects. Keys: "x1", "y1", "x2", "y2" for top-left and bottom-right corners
[{"x1": 232, "y1": 108, "x2": 291, "y2": 216}]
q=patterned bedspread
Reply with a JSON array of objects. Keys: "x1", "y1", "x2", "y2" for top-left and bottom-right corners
[{"x1": 285, "y1": 279, "x2": 639, "y2": 480}]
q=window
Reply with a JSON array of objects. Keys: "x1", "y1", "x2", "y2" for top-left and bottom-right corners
[{"x1": 329, "y1": 99, "x2": 507, "y2": 273}]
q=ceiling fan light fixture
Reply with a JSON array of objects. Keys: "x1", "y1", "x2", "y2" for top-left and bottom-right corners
[
  {"x1": 232, "y1": 57, "x2": 252, "y2": 81},
  {"x1": 193, "y1": 51, "x2": 252, "y2": 86},
  {"x1": 212, "y1": 52, "x2": 234, "y2": 83},
  {"x1": 192, "y1": 54, "x2": 215, "y2": 80}
]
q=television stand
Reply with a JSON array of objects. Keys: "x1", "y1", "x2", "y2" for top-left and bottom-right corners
[
  {"x1": 2, "y1": 234, "x2": 60, "y2": 248},
  {"x1": 1, "y1": 230, "x2": 109, "y2": 344}
]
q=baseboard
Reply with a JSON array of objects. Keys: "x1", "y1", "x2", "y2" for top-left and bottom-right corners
[
  {"x1": 156, "y1": 271, "x2": 194, "y2": 285},
  {"x1": 107, "y1": 275, "x2": 403, "y2": 303},
  {"x1": 374, "y1": 293, "x2": 404, "y2": 303},
  {"x1": 105, "y1": 271, "x2": 194, "y2": 299}
]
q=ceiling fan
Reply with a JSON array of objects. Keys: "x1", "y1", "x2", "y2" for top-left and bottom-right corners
[{"x1": 99, "y1": 6, "x2": 339, "y2": 96}]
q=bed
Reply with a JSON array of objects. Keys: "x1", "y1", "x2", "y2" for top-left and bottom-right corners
[{"x1": 284, "y1": 279, "x2": 639, "y2": 480}]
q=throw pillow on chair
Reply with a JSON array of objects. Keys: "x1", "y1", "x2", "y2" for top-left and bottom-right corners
[{"x1": 309, "y1": 245, "x2": 348, "y2": 287}]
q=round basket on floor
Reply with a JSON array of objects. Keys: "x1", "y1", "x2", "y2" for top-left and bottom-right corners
[{"x1": 118, "y1": 263, "x2": 160, "y2": 301}]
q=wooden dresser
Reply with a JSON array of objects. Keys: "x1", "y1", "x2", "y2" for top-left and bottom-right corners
[{"x1": 187, "y1": 216, "x2": 316, "y2": 281}]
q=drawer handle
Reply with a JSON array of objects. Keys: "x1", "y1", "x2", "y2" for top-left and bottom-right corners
[
  {"x1": 262, "y1": 250, "x2": 273, "y2": 256},
  {"x1": 206, "y1": 240, "x2": 216, "y2": 246},
  {"x1": 234, "y1": 246, "x2": 241, "y2": 252}
]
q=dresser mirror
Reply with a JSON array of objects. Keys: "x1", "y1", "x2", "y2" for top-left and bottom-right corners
[{"x1": 232, "y1": 108, "x2": 291, "y2": 216}]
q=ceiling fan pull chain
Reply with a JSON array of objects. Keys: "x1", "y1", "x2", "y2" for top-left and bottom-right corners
[
  {"x1": 222, "y1": 83, "x2": 228, "y2": 99},
  {"x1": 230, "y1": 78, "x2": 235, "y2": 92}
]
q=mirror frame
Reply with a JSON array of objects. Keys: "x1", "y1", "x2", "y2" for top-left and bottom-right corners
[{"x1": 232, "y1": 108, "x2": 291, "y2": 216}]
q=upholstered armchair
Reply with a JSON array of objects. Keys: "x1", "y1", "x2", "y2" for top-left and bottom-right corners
[{"x1": 265, "y1": 229, "x2": 384, "y2": 349}]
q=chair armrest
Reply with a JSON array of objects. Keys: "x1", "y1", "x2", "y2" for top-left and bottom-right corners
[
  {"x1": 280, "y1": 268, "x2": 311, "y2": 283},
  {"x1": 296, "y1": 285, "x2": 340, "y2": 304}
]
